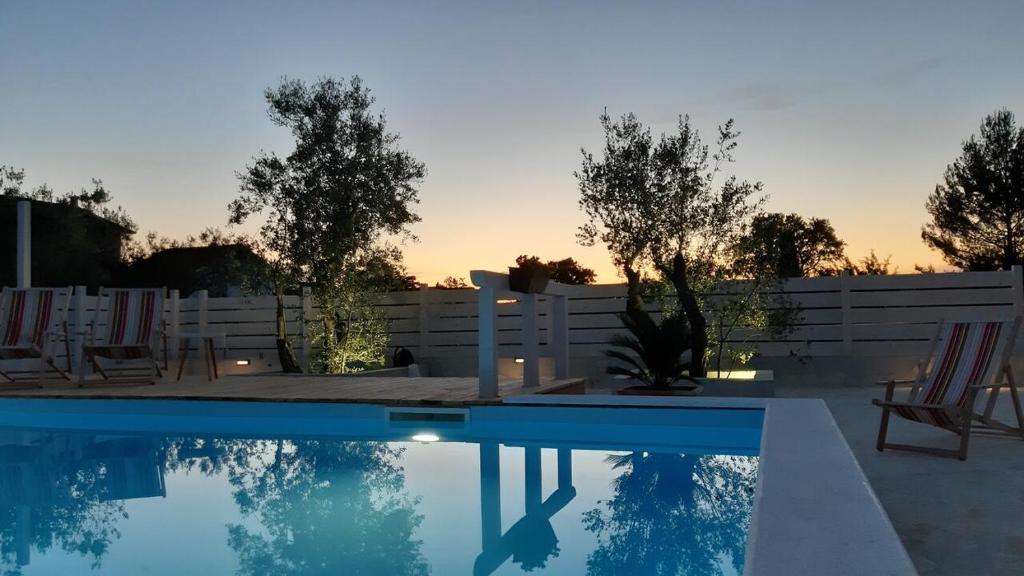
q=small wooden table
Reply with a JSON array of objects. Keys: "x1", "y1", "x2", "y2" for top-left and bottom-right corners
[{"x1": 176, "y1": 332, "x2": 222, "y2": 381}]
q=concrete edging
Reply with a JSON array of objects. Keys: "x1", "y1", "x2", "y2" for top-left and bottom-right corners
[{"x1": 506, "y1": 394, "x2": 918, "y2": 576}]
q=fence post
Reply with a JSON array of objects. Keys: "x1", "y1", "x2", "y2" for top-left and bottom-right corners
[
  {"x1": 478, "y1": 285, "x2": 498, "y2": 399},
  {"x1": 840, "y1": 271, "x2": 853, "y2": 356},
  {"x1": 551, "y1": 294, "x2": 569, "y2": 380},
  {"x1": 300, "y1": 286, "x2": 312, "y2": 372},
  {"x1": 1012, "y1": 265, "x2": 1024, "y2": 318},
  {"x1": 72, "y1": 286, "x2": 87, "y2": 375},
  {"x1": 521, "y1": 294, "x2": 539, "y2": 387},
  {"x1": 168, "y1": 290, "x2": 180, "y2": 361},
  {"x1": 418, "y1": 287, "x2": 431, "y2": 361}
]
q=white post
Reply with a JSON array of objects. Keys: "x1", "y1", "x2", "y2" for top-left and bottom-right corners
[
  {"x1": 478, "y1": 285, "x2": 498, "y2": 398},
  {"x1": 521, "y1": 294, "x2": 539, "y2": 387},
  {"x1": 840, "y1": 270, "x2": 853, "y2": 356},
  {"x1": 72, "y1": 286, "x2": 87, "y2": 375},
  {"x1": 1012, "y1": 265, "x2": 1024, "y2": 319},
  {"x1": 551, "y1": 294, "x2": 569, "y2": 380},
  {"x1": 418, "y1": 287, "x2": 431, "y2": 360},
  {"x1": 15, "y1": 201, "x2": 30, "y2": 288},
  {"x1": 300, "y1": 285, "x2": 312, "y2": 372},
  {"x1": 168, "y1": 290, "x2": 180, "y2": 360}
]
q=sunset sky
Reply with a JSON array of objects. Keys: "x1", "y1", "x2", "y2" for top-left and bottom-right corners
[{"x1": 3, "y1": 1, "x2": 1023, "y2": 283}]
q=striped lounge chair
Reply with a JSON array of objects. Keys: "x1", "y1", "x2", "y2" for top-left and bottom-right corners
[
  {"x1": 0, "y1": 287, "x2": 73, "y2": 386},
  {"x1": 873, "y1": 319, "x2": 1024, "y2": 460},
  {"x1": 80, "y1": 288, "x2": 166, "y2": 385}
]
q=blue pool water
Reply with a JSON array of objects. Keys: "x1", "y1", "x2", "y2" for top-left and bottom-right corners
[{"x1": 0, "y1": 399, "x2": 762, "y2": 575}]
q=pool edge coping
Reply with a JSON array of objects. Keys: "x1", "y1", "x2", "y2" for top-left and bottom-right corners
[{"x1": 507, "y1": 394, "x2": 918, "y2": 576}]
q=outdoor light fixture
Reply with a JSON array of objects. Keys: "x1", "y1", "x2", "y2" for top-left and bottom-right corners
[
  {"x1": 235, "y1": 359, "x2": 251, "y2": 366},
  {"x1": 514, "y1": 357, "x2": 525, "y2": 364},
  {"x1": 411, "y1": 433, "x2": 440, "y2": 443},
  {"x1": 496, "y1": 298, "x2": 518, "y2": 304}
]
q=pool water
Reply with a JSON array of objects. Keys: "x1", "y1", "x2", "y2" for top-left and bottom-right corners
[{"x1": 0, "y1": 400, "x2": 762, "y2": 576}]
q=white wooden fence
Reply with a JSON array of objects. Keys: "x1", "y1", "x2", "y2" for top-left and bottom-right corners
[
  {"x1": 379, "y1": 267, "x2": 1024, "y2": 364},
  {"x1": 6, "y1": 267, "x2": 1024, "y2": 377}
]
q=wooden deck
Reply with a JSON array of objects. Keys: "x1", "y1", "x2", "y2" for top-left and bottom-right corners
[{"x1": 0, "y1": 374, "x2": 585, "y2": 406}]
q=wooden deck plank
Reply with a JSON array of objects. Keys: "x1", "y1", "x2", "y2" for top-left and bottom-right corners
[{"x1": 0, "y1": 374, "x2": 583, "y2": 406}]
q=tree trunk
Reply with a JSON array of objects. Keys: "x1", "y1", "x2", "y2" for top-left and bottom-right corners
[
  {"x1": 663, "y1": 252, "x2": 708, "y2": 377},
  {"x1": 624, "y1": 264, "x2": 644, "y2": 314},
  {"x1": 275, "y1": 283, "x2": 303, "y2": 373}
]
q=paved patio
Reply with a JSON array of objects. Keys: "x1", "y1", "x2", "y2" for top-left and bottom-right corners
[{"x1": 778, "y1": 385, "x2": 1024, "y2": 576}]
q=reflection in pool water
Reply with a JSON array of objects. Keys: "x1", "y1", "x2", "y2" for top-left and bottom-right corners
[{"x1": 0, "y1": 428, "x2": 757, "y2": 575}]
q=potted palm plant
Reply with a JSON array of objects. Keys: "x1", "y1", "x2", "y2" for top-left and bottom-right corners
[
  {"x1": 605, "y1": 308, "x2": 702, "y2": 396},
  {"x1": 508, "y1": 265, "x2": 550, "y2": 294}
]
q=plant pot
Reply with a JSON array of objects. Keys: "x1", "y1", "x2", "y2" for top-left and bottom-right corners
[
  {"x1": 508, "y1": 266, "x2": 550, "y2": 294},
  {"x1": 617, "y1": 383, "x2": 704, "y2": 396}
]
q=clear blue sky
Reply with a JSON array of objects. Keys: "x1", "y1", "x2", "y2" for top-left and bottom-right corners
[{"x1": 3, "y1": 0, "x2": 1023, "y2": 282}]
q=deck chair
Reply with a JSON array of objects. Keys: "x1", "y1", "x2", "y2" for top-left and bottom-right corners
[
  {"x1": 0, "y1": 287, "x2": 73, "y2": 386},
  {"x1": 80, "y1": 288, "x2": 166, "y2": 386},
  {"x1": 873, "y1": 319, "x2": 1024, "y2": 460}
]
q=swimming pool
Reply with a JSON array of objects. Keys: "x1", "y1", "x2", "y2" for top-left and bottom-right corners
[{"x1": 0, "y1": 399, "x2": 763, "y2": 575}]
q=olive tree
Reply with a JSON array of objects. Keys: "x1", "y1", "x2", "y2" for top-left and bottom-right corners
[
  {"x1": 230, "y1": 77, "x2": 425, "y2": 372},
  {"x1": 578, "y1": 112, "x2": 765, "y2": 377}
]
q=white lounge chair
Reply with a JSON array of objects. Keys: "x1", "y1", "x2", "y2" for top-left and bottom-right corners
[
  {"x1": 0, "y1": 287, "x2": 73, "y2": 386},
  {"x1": 80, "y1": 288, "x2": 167, "y2": 385},
  {"x1": 873, "y1": 319, "x2": 1024, "y2": 460}
]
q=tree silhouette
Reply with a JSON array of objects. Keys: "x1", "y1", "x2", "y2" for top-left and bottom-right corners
[
  {"x1": 583, "y1": 452, "x2": 757, "y2": 576},
  {"x1": 514, "y1": 255, "x2": 597, "y2": 285},
  {"x1": 922, "y1": 109, "x2": 1024, "y2": 270},
  {"x1": 733, "y1": 213, "x2": 846, "y2": 278}
]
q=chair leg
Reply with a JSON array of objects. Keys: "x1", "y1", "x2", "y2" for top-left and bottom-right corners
[
  {"x1": 208, "y1": 338, "x2": 219, "y2": 380},
  {"x1": 63, "y1": 333, "x2": 72, "y2": 373},
  {"x1": 1006, "y1": 368, "x2": 1024, "y2": 432},
  {"x1": 876, "y1": 406, "x2": 892, "y2": 452},
  {"x1": 176, "y1": 338, "x2": 190, "y2": 381},
  {"x1": 78, "y1": 351, "x2": 89, "y2": 386},
  {"x1": 958, "y1": 413, "x2": 972, "y2": 461}
]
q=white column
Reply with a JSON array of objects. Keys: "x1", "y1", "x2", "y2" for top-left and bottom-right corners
[
  {"x1": 521, "y1": 294, "x2": 539, "y2": 387},
  {"x1": 524, "y1": 446, "x2": 542, "y2": 514},
  {"x1": 557, "y1": 448, "x2": 572, "y2": 490},
  {"x1": 551, "y1": 294, "x2": 569, "y2": 379},
  {"x1": 478, "y1": 285, "x2": 498, "y2": 398},
  {"x1": 16, "y1": 201, "x2": 30, "y2": 288},
  {"x1": 479, "y1": 442, "x2": 501, "y2": 548}
]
